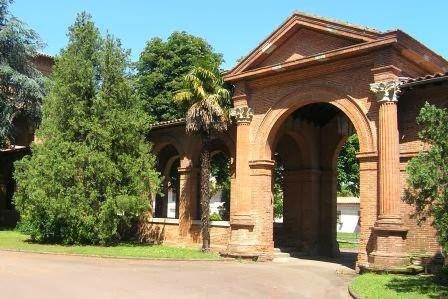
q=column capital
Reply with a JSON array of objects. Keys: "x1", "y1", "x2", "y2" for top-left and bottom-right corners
[
  {"x1": 369, "y1": 80, "x2": 403, "y2": 103},
  {"x1": 230, "y1": 106, "x2": 254, "y2": 124}
]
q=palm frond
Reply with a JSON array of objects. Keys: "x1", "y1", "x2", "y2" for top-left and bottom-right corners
[
  {"x1": 185, "y1": 73, "x2": 206, "y2": 99},
  {"x1": 185, "y1": 96, "x2": 228, "y2": 135},
  {"x1": 215, "y1": 88, "x2": 230, "y2": 105},
  {"x1": 177, "y1": 66, "x2": 230, "y2": 136},
  {"x1": 192, "y1": 67, "x2": 217, "y2": 84},
  {"x1": 173, "y1": 90, "x2": 193, "y2": 104}
]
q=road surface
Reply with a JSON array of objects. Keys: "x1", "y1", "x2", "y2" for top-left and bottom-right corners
[{"x1": 0, "y1": 250, "x2": 354, "y2": 298}]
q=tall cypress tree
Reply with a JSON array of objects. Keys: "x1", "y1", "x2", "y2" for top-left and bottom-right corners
[
  {"x1": 0, "y1": 0, "x2": 45, "y2": 147},
  {"x1": 14, "y1": 12, "x2": 160, "y2": 244}
]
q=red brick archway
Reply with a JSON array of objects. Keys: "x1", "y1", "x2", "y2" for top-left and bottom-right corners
[
  {"x1": 144, "y1": 12, "x2": 448, "y2": 269},
  {"x1": 269, "y1": 100, "x2": 360, "y2": 257},
  {"x1": 221, "y1": 11, "x2": 448, "y2": 267}
]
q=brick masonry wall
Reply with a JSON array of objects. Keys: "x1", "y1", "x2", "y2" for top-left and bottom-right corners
[{"x1": 139, "y1": 220, "x2": 230, "y2": 249}]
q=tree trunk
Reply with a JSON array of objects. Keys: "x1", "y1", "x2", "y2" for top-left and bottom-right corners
[{"x1": 200, "y1": 137, "x2": 211, "y2": 252}]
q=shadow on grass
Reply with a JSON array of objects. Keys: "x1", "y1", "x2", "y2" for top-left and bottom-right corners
[
  {"x1": 385, "y1": 275, "x2": 448, "y2": 298},
  {"x1": 0, "y1": 227, "x2": 159, "y2": 249},
  {"x1": 0, "y1": 226, "x2": 15, "y2": 231},
  {"x1": 21, "y1": 238, "x2": 160, "y2": 248}
]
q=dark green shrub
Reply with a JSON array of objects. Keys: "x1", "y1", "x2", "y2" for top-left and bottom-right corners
[
  {"x1": 210, "y1": 212, "x2": 222, "y2": 222},
  {"x1": 405, "y1": 103, "x2": 448, "y2": 253}
]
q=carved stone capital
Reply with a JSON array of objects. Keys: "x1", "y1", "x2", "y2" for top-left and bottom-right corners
[
  {"x1": 230, "y1": 106, "x2": 254, "y2": 124},
  {"x1": 369, "y1": 80, "x2": 403, "y2": 103}
]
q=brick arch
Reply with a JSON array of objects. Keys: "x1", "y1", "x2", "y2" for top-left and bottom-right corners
[
  {"x1": 187, "y1": 134, "x2": 236, "y2": 169},
  {"x1": 152, "y1": 135, "x2": 184, "y2": 156},
  {"x1": 209, "y1": 136, "x2": 236, "y2": 161},
  {"x1": 253, "y1": 85, "x2": 375, "y2": 161},
  {"x1": 273, "y1": 130, "x2": 321, "y2": 170},
  {"x1": 282, "y1": 129, "x2": 318, "y2": 169},
  {"x1": 330, "y1": 135, "x2": 350, "y2": 170}
]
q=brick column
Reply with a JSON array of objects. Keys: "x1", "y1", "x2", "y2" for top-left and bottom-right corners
[
  {"x1": 177, "y1": 157, "x2": 198, "y2": 242},
  {"x1": 231, "y1": 106, "x2": 253, "y2": 214},
  {"x1": 225, "y1": 105, "x2": 257, "y2": 256},
  {"x1": 249, "y1": 159, "x2": 275, "y2": 260},
  {"x1": 298, "y1": 169, "x2": 321, "y2": 254},
  {"x1": 280, "y1": 170, "x2": 302, "y2": 248},
  {"x1": 369, "y1": 80, "x2": 408, "y2": 267},
  {"x1": 319, "y1": 169, "x2": 339, "y2": 257}
]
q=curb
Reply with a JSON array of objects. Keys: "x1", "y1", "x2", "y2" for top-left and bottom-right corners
[
  {"x1": 348, "y1": 282, "x2": 362, "y2": 299},
  {"x1": 0, "y1": 248, "x2": 235, "y2": 263}
]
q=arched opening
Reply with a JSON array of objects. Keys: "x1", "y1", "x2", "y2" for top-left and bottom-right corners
[
  {"x1": 335, "y1": 134, "x2": 360, "y2": 254},
  {"x1": 193, "y1": 138, "x2": 234, "y2": 222},
  {"x1": 154, "y1": 144, "x2": 180, "y2": 218},
  {"x1": 210, "y1": 151, "x2": 231, "y2": 221},
  {"x1": 271, "y1": 102, "x2": 359, "y2": 257}
]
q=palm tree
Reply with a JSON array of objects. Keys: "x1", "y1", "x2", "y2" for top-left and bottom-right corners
[{"x1": 174, "y1": 66, "x2": 230, "y2": 251}]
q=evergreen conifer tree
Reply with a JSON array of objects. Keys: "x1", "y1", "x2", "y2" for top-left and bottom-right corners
[{"x1": 14, "y1": 12, "x2": 159, "y2": 244}]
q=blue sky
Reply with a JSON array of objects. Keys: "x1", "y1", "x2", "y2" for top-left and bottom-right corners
[{"x1": 11, "y1": 0, "x2": 448, "y2": 70}]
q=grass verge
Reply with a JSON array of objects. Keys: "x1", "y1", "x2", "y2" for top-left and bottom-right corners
[
  {"x1": 337, "y1": 232, "x2": 359, "y2": 250},
  {"x1": 338, "y1": 242, "x2": 358, "y2": 250},
  {"x1": 0, "y1": 229, "x2": 220, "y2": 260},
  {"x1": 337, "y1": 232, "x2": 359, "y2": 242},
  {"x1": 350, "y1": 273, "x2": 448, "y2": 299}
]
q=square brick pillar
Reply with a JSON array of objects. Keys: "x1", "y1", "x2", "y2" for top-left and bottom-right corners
[
  {"x1": 178, "y1": 158, "x2": 199, "y2": 243},
  {"x1": 319, "y1": 169, "x2": 339, "y2": 257},
  {"x1": 280, "y1": 169, "x2": 336, "y2": 256},
  {"x1": 356, "y1": 153, "x2": 379, "y2": 268},
  {"x1": 281, "y1": 170, "x2": 303, "y2": 248},
  {"x1": 298, "y1": 169, "x2": 321, "y2": 254},
  {"x1": 369, "y1": 75, "x2": 409, "y2": 268}
]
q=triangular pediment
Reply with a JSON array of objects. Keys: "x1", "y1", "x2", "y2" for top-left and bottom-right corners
[
  {"x1": 254, "y1": 28, "x2": 359, "y2": 69},
  {"x1": 228, "y1": 12, "x2": 382, "y2": 75}
]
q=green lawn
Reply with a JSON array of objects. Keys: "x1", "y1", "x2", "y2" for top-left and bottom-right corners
[
  {"x1": 337, "y1": 232, "x2": 359, "y2": 249},
  {"x1": 0, "y1": 229, "x2": 220, "y2": 260},
  {"x1": 337, "y1": 232, "x2": 359, "y2": 241},
  {"x1": 350, "y1": 273, "x2": 448, "y2": 299},
  {"x1": 338, "y1": 242, "x2": 358, "y2": 249}
]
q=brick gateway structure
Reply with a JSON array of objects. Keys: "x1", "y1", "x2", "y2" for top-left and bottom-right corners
[{"x1": 148, "y1": 12, "x2": 448, "y2": 268}]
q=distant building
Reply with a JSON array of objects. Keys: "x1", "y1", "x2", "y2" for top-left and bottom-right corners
[
  {"x1": 0, "y1": 54, "x2": 54, "y2": 226},
  {"x1": 337, "y1": 197, "x2": 360, "y2": 233}
]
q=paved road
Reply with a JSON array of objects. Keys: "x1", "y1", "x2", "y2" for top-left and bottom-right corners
[{"x1": 0, "y1": 250, "x2": 354, "y2": 299}]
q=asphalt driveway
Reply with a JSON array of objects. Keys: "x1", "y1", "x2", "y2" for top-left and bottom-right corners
[{"x1": 0, "y1": 250, "x2": 354, "y2": 298}]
